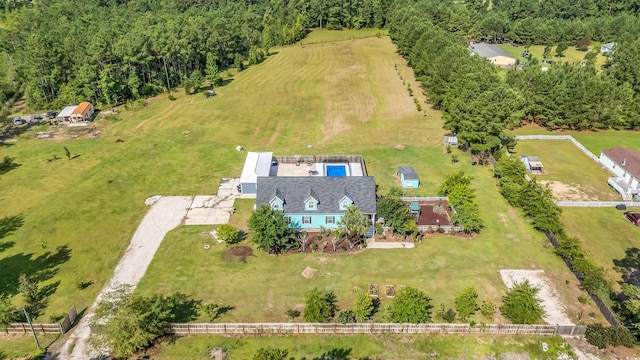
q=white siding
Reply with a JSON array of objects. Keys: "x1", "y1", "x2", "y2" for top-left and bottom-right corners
[{"x1": 599, "y1": 153, "x2": 625, "y2": 178}]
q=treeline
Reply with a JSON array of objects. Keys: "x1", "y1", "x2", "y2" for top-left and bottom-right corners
[
  {"x1": 0, "y1": 0, "x2": 390, "y2": 110},
  {"x1": 389, "y1": 0, "x2": 640, "y2": 151}
]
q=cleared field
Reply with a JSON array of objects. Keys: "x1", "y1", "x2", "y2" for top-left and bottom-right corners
[
  {"x1": 514, "y1": 140, "x2": 618, "y2": 201},
  {"x1": 149, "y1": 334, "x2": 575, "y2": 359},
  {"x1": 561, "y1": 207, "x2": 640, "y2": 284},
  {"x1": 300, "y1": 28, "x2": 388, "y2": 45}
]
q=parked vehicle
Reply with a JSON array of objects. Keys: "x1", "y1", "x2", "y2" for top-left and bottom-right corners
[
  {"x1": 624, "y1": 212, "x2": 640, "y2": 226},
  {"x1": 45, "y1": 111, "x2": 58, "y2": 119}
]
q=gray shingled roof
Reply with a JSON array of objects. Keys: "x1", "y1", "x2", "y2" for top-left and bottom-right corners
[
  {"x1": 398, "y1": 166, "x2": 419, "y2": 180},
  {"x1": 469, "y1": 43, "x2": 515, "y2": 59},
  {"x1": 256, "y1": 176, "x2": 377, "y2": 214}
]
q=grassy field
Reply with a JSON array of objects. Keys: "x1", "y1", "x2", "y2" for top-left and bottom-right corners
[
  {"x1": 514, "y1": 140, "x2": 618, "y2": 201},
  {"x1": 147, "y1": 334, "x2": 576, "y2": 359},
  {"x1": 0, "y1": 30, "x2": 597, "y2": 331},
  {"x1": 496, "y1": 43, "x2": 607, "y2": 68},
  {"x1": 130, "y1": 34, "x2": 599, "y2": 324},
  {"x1": 300, "y1": 28, "x2": 388, "y2": 45},
  {"x1": 561, "y1": 207, "x2": 640, "y2": 285}
]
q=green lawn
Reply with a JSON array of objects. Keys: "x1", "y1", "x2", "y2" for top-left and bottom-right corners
[
  {"x1": 561, "y1": 207, "x2": 640, "y2": 285},
  {"x1": 514, "y1": 140, "x2": 618, "y2": 201},
  {"x1": 137, "y1": 160, "x2": 599, "y2": 323},
  {"x1": 0, "y1": 334, "x2": 59, "y2": 359},
  {"x1": 148, "y1": 334, "x2": 576, "y2": 359},
  {"x1": 496, "y1": 43, "x2": 607, "y2": 68}
]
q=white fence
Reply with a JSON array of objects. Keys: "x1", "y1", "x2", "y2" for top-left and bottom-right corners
[
  {"x1": 402, "y1": 196, "x2": 449, "y2": 202},
  {"x1": 515, "y1": 135, "x2": 602, "y2": 166},
  {"x1": 165, "y1": 323, "x2": 585, "y2": 336},
  {"x1": 556, "y1": 201, "x2": 640, "y2": 207}
]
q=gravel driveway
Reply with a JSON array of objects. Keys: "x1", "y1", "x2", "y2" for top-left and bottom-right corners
[{"x1": 58, "y1": 196, "x2": 193, "y2": 359}]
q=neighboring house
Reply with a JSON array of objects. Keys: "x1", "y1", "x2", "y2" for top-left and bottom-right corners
[
  {"x1": 70, "y1": 102, "x2": 94, "y2": 123},
  {"x1": 239, "y1": 151, "x2": 275, "y2": 194},
  {"x1": 443, "y1": 135, "x2": 458, "y2": 147},
  {"x1": 468, "y1": 43, "x2": 516, "y2": 67},
  {"x1": 600, "y1": 147, "x2": 640, "y2": 201},
  {"x1": 256, "y1": 176, "x2": 377, "y2": 230},
  {"x1": 520, "y1": 155, "x2": 544, "y2": 173},
  {"x1": 56, "y1": 106, "x2": 78, "y2": 122},
  {"x1": 398, "y1": 166, "x2": 419, "y2": 188},
  {"x1": 600, "y1": 42, "x2": 616, "y2": 54}
]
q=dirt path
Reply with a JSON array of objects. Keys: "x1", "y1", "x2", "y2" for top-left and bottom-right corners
[{"x1": 58, "y1": 196, "x2": 194, "y2": 359}]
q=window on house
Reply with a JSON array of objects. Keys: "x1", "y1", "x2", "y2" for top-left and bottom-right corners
[
  {"x1": 302, "y1": 216, "x2": 312, "y2": 224},
  {"x1": 284, "y1": 216, "x2": 291, "y2": 224},
  {"x1": 342, "y1": 199, "x2": 350, "y2": 208},
  {"x1": 272, "y1": 203, "x2": 280, "y2": 210},
  {"x1": 308, "y1": 200, "x2": 315, "y2": 209},
  {"x1": 326, "y1": 216, "x2": 335, "y2": 224}
]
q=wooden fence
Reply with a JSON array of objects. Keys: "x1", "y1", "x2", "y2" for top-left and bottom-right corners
[
  {"x1": 165, "y1": 323, "x2": 585, "y2": 336},
  {"x1": 2, "y1": 305, "x2": 77, "y2": 335},
  {"x1": 416, "y1": 225, "x2": 465, "y2": 233},
  {"x1": 401, "y1": 196, "x2": 449, "y2": 202}
]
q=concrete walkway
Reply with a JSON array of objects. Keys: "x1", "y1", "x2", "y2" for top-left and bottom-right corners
[
  {"x1": 58, "y1": 179, "x2": 243, "y2": 359},
  {"x1": 366, "y1": 238, "x2": 415, "y2": 249}
]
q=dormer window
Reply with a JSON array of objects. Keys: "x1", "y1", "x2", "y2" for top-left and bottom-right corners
[
  {"x1": 308, "y1": 200, "x2": 315, "y2": 209},
  {"x1": 339, "y1": 196, "x2": 352, "y2": 210},
  {"x1": 270, "y1": 195, "x2": 283, "y2": 211},
  {"x1": 304, "y1": 196, "x2": 318, "y2": 211}
]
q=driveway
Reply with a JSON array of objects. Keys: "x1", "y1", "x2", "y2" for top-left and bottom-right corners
[{"x1": 57, "y1": 179, "x2": 243, "y2": 359}]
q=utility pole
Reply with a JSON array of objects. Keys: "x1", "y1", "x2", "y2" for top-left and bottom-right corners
[{"x1": 22, "y1": 307, "x2": 41, "y2": 350}]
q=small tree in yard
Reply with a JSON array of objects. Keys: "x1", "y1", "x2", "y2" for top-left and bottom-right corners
[
  {"x1": 217, "y1": 224, "x2": 240, "y2": 244},
  {"x1": 376, "y1": 196, "x2": 413, "y2": 234},
  {"x1": 18, "y1": 274, "x2": 41, "y2": 313},
  {"x1": 388, "y1": 287, "x2": 432, "y2": 323},
  {"x1": 296, "y1": 230, "x2": 311, "y2": 252},
  {"x1": 90, "y1": 285, "x2": 195, "y2": 358},
  {"x1": 303, "y1": 288, "x2": 337, "y2": 323},
  {"x1": 500, "y1": 280, "x2": 545, "y2": 324},
  {"x1": 248, "y1": 205, "x2": 294, "y2": 254},
  {"x1": 0, "y1": 295, "x2": 20, "y2": 328},
  {"x1": 338, "y1": 205, "x2": 370, "y2": 249},
  {"x1": 454, "y1": 287, "x2": 479, "y2": 321},
  {"x1": 338, "y1": 310, "x2": 356, "y2": 323},
  {"x1": 555, "y1": 42, "x2": 568, "y2": 57},
  {"x1": 353, "y1": 291, "x2": 375, "y2": 322},
  {"x1": 253, "y1": 347, "x2": 289, "y2": 360}
]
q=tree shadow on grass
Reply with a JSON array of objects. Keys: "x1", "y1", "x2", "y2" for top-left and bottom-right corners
[
  {"x1": 0, "y1": 156, "x2": 20, "y2": 175},
  {"x1": 0, "y1": 245, "x2": 71, "y2": 298},
  {"x1": 213, "y1": 305, "x2": 235, "y2": 320},
  {"x1": 171, "y1": 293, "x2": 201, "y2": 322},
  {"x1": 613, "y1": 247, "x2": 640, "y2": 286},
  {"x1": 0, "y1": 215, "x2": 24, "y2": 240}
]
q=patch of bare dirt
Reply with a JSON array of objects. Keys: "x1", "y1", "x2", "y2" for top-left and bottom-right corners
[
  {"x1": 301, "y1": 266, "x2": 316, "y2": 279},
  {"x1": 538, "y1": 180, "x2": 598, "y2": 201},
  {"x1": 499, "y1": 269, "x2": 574, "y2": 325},
  {"x1": 221, "y1": 245, "x2": 255, "y2": 263}
]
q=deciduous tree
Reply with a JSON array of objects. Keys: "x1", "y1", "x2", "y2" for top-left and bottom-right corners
[
  {"x1": 248, "y1": 205, "x2": 294, "y2": 254},
  {"x1": 500, "y1": 280, "x2": 545, "y2": 324},
  {"x1": 388, "y1": 287, "x2": 432, "y2": 323}
]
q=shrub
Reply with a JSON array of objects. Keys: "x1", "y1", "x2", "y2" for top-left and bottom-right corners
[
  {"x1": 353, "y1": 291, "x2": 375, "y2": 322},
  {"x1": 253, "y1": 347, "x2": 288, "y2": 360},
  {"x1": 577, "y1": 295, "x2": 588, "y2": 304},
  {"x1": 454, "y1": 287, "x2": 479, "y2": 321},
  {"x1": 480, "y1": 300, "x2": 496, "y2": 318},
  {"x1": 585, "y1": 323, "x2": 635, "y2": 349},
  {"x1": 168, "y1": 93, "x2": 176, "y2": 101},
  {"x1": 338, "y1": 310, "x2": 356, "y2": 324},
  {"x1": 49, "y1": 312, "x2": 66, "y2": 323},
  {"x1": 217, "y1": 224, "x2": 241, "y2": 244},
  {"x1": 442, "y1": 308, "x2": 456, "y2": 323},
  {"x1": 303, "y1": 288, "x2": 337, "y2": 322},
  {"x1": 500, "y1": 280, "x2": 544, "y2": 324},
  {"x1": 375, "y1": 223, "x2": 383, "y2": 235},
  {"x1": 285, "y1": 309, "x2": 300, "y2": 320},
  {"x1": 388, "y1": 287, "x2": 432, "y2": 323}
]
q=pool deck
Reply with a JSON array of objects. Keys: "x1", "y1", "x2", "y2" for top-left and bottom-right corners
[{"x1": 276, "y1": 162, "x2": 364, "y2": 177}]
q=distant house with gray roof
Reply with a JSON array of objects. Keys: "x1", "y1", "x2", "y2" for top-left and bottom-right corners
[
  {"x1": 256, "y1": 176, "x2": 376, "y2": 230},
  {"x1": 601, "y1": 42, "x2": 616, "y2": 54},
  {"x1": 468, "y1": 42, "x2": 516, "y2": 68}
]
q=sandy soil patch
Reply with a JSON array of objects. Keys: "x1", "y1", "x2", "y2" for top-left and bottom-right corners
[
  {"x1": 499, "y1": 269, "x2": 574, "y2": 325},
  {"x1": 301, "y1": 267, "x2": 316, "y2": 279},
  {"x1": 539, "y1": 180, "x2": 599, "y2": 201}
]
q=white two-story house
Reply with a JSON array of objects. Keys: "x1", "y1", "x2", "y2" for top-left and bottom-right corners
[{"x1": 600, "y1": 147, "x2": 640, "y2": 201}]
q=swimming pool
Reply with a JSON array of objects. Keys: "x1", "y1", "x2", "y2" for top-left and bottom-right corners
[{"x1": 325, "y1": 165, "x2": 347, "y2": 177}]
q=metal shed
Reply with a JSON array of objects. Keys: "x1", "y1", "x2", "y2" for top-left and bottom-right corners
[{"x1": 239, "y1": 152, "x2": 274, "y2": 194}]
